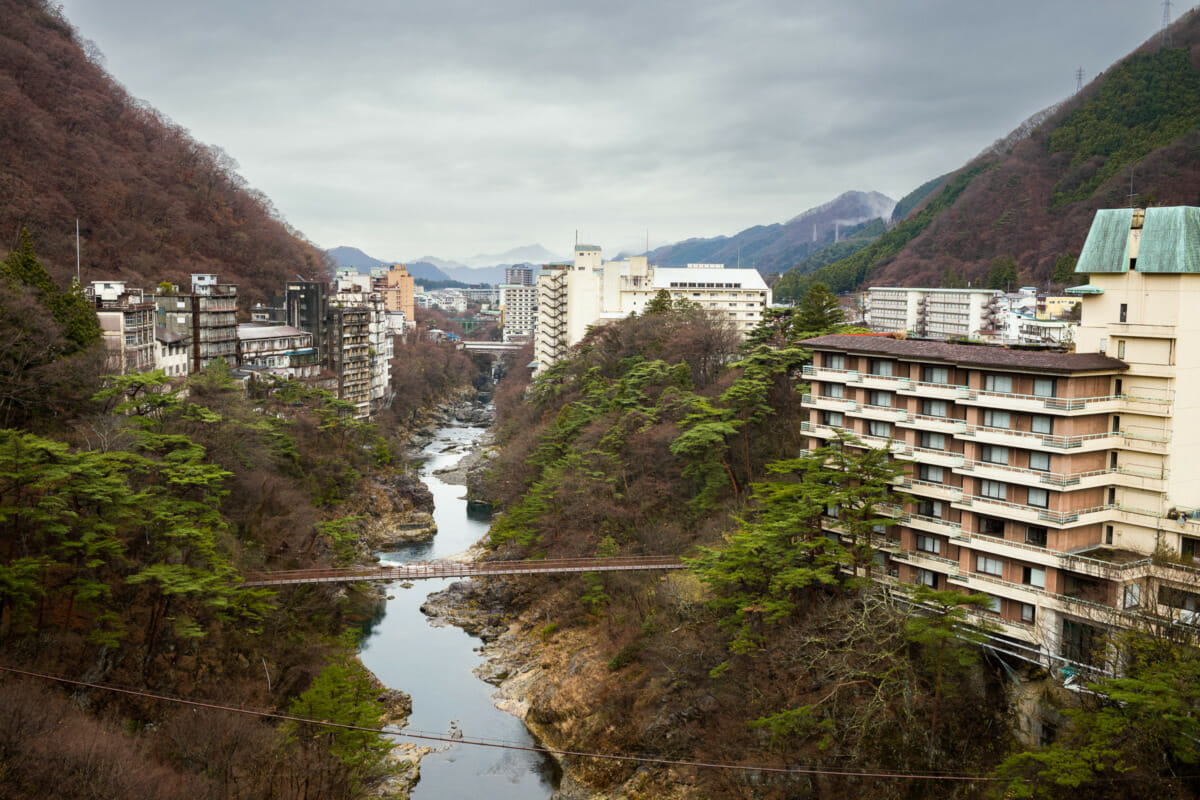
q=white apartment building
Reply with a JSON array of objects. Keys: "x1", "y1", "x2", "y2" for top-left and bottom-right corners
[
  {"x1": 803, "y1": 206, "x2": 1200, "y2": 677},
  {"x1": 868, "y1": 287, "x2": 1001, "y2": 339},
  {"x1": 534, "y1": 246, "x2": 771, "y2": 373},
  {"x1": 499, "y1": 283, "x2": 538, "y2": 343}
]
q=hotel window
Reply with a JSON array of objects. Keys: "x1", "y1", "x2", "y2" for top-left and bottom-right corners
[
  {"x1": 868, "y1": 420, "x2": 892, "y2": 438},
  {"x1": 826, "y1": 353, "x2": 845, "y2": 370},
  {"x1": 869, "y1": 359, "x2": 893, "y2": 377},
  {"x1": 985, "y1": 374, "x2": 1014, "y2": 393},
  {"x1": 979, "y1": 515, "x2": 1005, "y2": 535},
  {"x1": 1033, "y1": 378, "x2": 1056, "y2": 398},
  {"x1": 823, "y1": 383, "x2": 844, "y2": 399},
  {"x1": 916, "y1": 569, "x2": 939, "y2": 588},
  {"x1": 1022, "y1": 566, "x2": 1046, "y2": 589},
  {"x1": 1025, "y1": 526, "x2": 1048, "y2": 547},
  {"x1": 1020, "y1": 603, "x2": 1036, "y2": 623},
  {"x1": 976, "y1": 555, "x2": 1003, "y2": 576},
  {"x1": 981, "y1": 480, "x2": 1007, "y2": 500},
  {"x1": 920, "y1": 432, "x2": 946, "y2": 450},
  {"x1": 918, "y1": 500, "x2": 943, "y2": 518},
  {"x1": 869, "y1": 390, "x2": 892, "y2": 408},
  {"x1": 981, "y1": 445, "x2": 1009, "y2": 465},
  {"x1": 1117, "y1": 340, "x2": 1126, "y2": 359},
  {"x1": 922, "y1": 365, "x2": 949, "y2": 384},
  {"x1": 1031, "y1": 415, "x2": 1054, "y2": 435},
  {"x1": 921, "y1": 399, "x2": 948, "y2": 417},
  {"x1": 916, "y1": 535, "x2": 941, "y2": 555},
  {"x1": 1123, "y1": 583, "x2": 1141, "y2": 609},
  {"x1": 1027, "y1": 488, "x2": 1050, "y2": 508},
  {"x1": 983, "y1": 410, "x2": 1010, "y2": 429},
  {"x1": 918, "y1": 464, "x2": 943, "y2": 483},
  {"x1": 822, "y1": 411, "x2": 843, "y2": 427},
  {"x1": 984, "y1": 595, "x2": 1002, "y2": 613},
  {"x1": 1029, "y1": 451, "x2": 1051, "y2": 472},
  {"x1": 1119, "y1": 303, "x2": 1127, "y2": 323}
]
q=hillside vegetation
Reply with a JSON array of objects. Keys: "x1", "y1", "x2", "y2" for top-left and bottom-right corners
[
  {"x1": 775, "y1": 12, "x2": 1200, "y2": 297},
  {"x1": 0, "y1": 0, "x2": 330, "y2": 305}
]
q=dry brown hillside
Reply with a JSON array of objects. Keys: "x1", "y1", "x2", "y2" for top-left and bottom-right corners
[{"x1": 0, "y1": 0, "x2": 331, "y2": 305}]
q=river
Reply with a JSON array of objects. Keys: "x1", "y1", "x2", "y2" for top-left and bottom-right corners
[{"x1": 359, "y1": 423, "x2": 560, "y2": 799}]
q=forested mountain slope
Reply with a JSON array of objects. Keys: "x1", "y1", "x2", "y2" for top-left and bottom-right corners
[
  {"x1": 0, "y1": 0, "x2": 330, "y2": 305},
  {"x1": 775, "y1": 10, "x2": 1200, "y2": 300}
]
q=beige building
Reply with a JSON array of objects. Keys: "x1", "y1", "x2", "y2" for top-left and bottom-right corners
[
  {"x1": 801, "y1": 206, "x2": 1200, "y2": 676},
  {"x1": 85, "y1": 281, "x2": 155, "y2": 374},
  {"x1": 381, "y1": 264, "x2": 415, "y2": 329}
]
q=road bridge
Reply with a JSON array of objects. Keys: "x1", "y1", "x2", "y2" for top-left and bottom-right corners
[{"x1": 242, "y1": 555, "x2": 686, "y2": 587}]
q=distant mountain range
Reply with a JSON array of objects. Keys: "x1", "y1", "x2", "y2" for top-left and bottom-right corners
[
  {"x1": 326, "y1": 245, "x2": 565, "y2": 285},
  {"x1": 638, "y1": 191, "x2": 896, "y2": 276}
]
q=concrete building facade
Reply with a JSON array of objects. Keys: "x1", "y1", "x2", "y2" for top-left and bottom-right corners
[
  {"x1": 86, "y1": 281, "x2": 155, "y2": 374},
  {"x1": 154, "y1": 274, "x2": 239, "y2": 373},
  {"x1": 868, "y1": 287, "x2": 1001, "y2": 339},
  {"x1": 801, "y1": 206, "x2": 1200, "y2": 675}
]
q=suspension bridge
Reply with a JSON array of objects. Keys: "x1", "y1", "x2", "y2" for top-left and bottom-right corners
[{"x1": 241, "y1": 555, "x2": 687, "y2": 587}]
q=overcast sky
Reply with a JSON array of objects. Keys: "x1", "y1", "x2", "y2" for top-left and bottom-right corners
[{"x1": 57, "y1": 1, "x2": 1173, "y2": 263}]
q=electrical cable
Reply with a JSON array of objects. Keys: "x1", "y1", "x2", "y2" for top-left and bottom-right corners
[{"x1": 0, "y1": 664, "x2": 1001, "y2": 783}]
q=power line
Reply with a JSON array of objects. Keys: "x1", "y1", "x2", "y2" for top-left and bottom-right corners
[{"x1": 0, "y1": 664, "x2": 1001, "y2": 783}]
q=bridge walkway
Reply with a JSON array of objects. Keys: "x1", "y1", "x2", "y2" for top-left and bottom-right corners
[{"x1": 242, "y1": 555, "x2": 686, "y2": 587}]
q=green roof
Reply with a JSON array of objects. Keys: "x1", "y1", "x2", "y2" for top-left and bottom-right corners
[
  {"x1": 1076, "y1": 208, "x2": 1133, "y2": 273},
  {"x1": 1135, "y1": 207, "x2": 1200, "y2": 273},
  {"x1": 1065, "y1": 283, "x2": 1105, "y2": 295}
]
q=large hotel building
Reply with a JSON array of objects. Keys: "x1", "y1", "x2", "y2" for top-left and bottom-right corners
[{"x1": 801, "y1": 206, "x2": 1200, "y2": 672}]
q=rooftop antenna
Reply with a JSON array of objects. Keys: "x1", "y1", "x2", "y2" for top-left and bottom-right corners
[
  {"x1": 1161, "y1": 0, "x2": 1173, "y2": 48},
  {"x1": 1075, "y1": 67, "x2": 1084, "y2": 93}
]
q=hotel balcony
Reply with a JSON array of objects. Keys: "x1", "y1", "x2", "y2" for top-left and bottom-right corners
[
  {"x1": 962, "y1": 424, "x2": 1118, "y2": 453},
  {"x1": 954, "y1": 493, "x2": 1113, "y2": 528},
  {"x1": 895, "y1": 413, "x2": 967, "y2": 436}
]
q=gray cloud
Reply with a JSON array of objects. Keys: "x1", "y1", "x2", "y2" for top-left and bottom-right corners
[{"x1": 58, "y1": 0, "x2": 1169, "y2": 261}]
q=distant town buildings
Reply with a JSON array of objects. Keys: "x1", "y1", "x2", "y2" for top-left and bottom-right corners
[{"x1": 499, "y1": 283, "x2": 538, "y2": 344}]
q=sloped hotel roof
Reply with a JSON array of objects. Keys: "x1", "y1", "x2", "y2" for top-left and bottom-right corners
[
  {"x1": 799, "y1": 335, "x2": 1128, "y2": 375},
  {"x1": 1075, "y1": 206, "x2": 1200, "y2": 274}
]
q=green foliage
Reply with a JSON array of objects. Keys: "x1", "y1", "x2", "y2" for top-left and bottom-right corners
[
  {"x1": 687, "y1": 433, "x2": 906, "y2": 653},
  {"x1": 1052, "y1": 253, "x2": 1079, "y2": 285},
  {"x1": 890, "y1": 172, "x2": 952, "y2": 223},
  {"x1": 286, "y1": 658, "x2": 394, "y2": 793},
  {"x1": 796, "y1": 282, "x2": 845, "y2": 332},
  {"x1": 1049, "y1": 49, "x2": 1200, "y2": 207},
  {"x1": 992, "y1": 631, "x2": 1200, "y2": 798},
  {"x1": 986, "y1": 255, "x2": 1019, "y2": 290},
  {"x1": 580, "y1": 572, "x2": 610, "y2": 613},
  {"x1": 316, "y1": 516, "x2": 366, "y2": 566},
  {"x1": 645, "y1": 288, "x2": 674, "y2": 315},
  {"x1": 786, "y1": 219, "x2": 886, "y2": 277},
  {"x1": 772, "y1": 161, "x2": 993, "y2": 300},
  {"x1": 1, "y1": 228, "x2": 100, "y2": 352}
]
